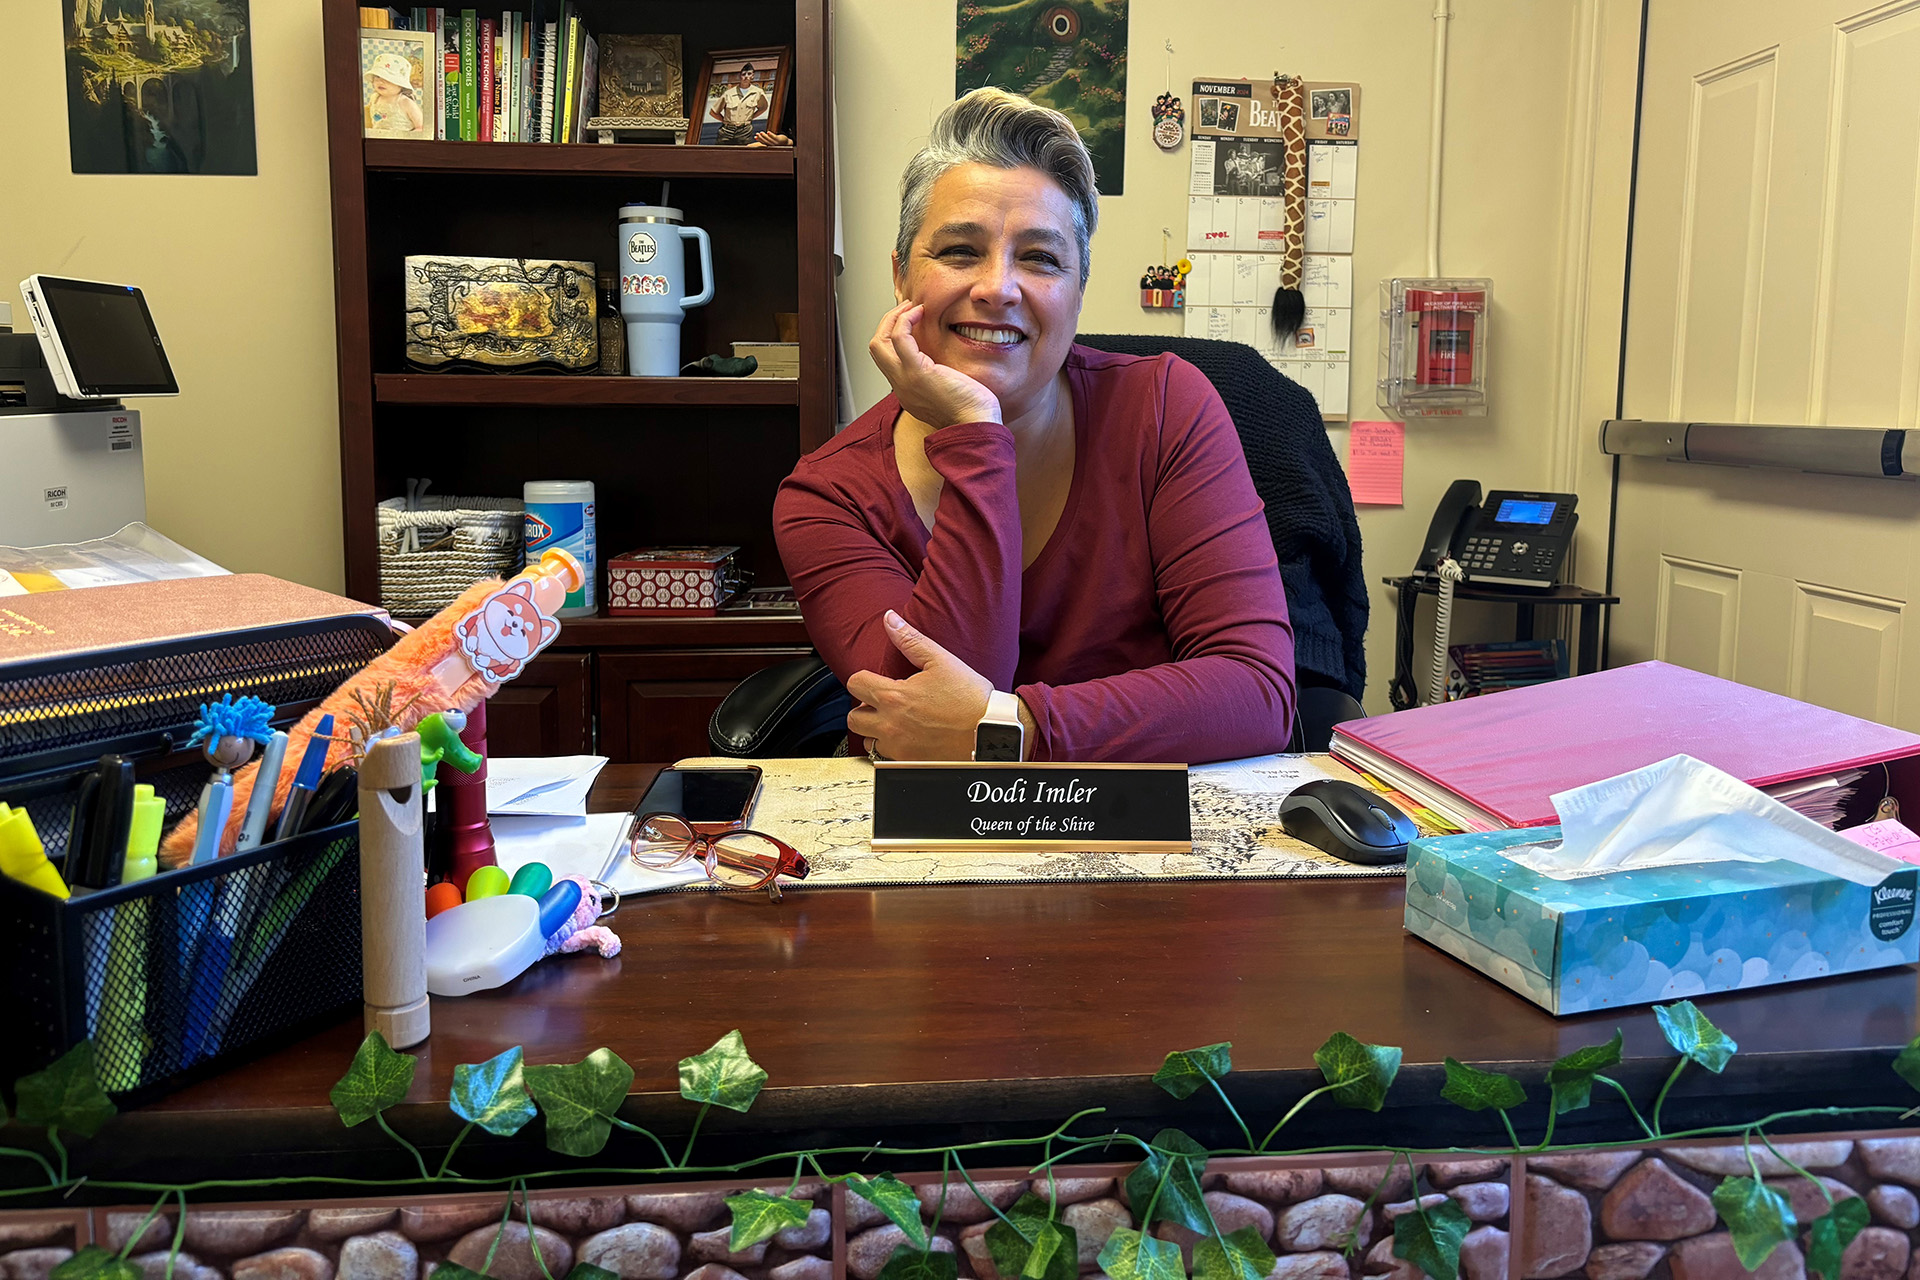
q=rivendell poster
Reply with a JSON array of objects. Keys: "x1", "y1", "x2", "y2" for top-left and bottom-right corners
[
  {"x1": 64, "y1": 0, "x2": 258, "y2": 175},
  {"x1": 956, "y1": 0, "x2": 1128, "y2": 195}
]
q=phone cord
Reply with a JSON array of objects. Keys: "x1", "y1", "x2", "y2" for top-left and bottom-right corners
[{"x1": 1427, "y1": 558, "x2": 1465, "y2": 706}]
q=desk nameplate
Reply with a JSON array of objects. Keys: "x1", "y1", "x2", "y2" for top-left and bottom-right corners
[{"x1": 871, "y1": 761, "x2": 1192, "y2": 852}]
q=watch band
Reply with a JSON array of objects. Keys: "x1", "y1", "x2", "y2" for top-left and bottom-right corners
[{"x1": 984, "y1": 690, "x2": 1022, "y2": 725}]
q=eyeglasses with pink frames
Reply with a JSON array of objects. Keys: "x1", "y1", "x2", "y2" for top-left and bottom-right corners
[{"x1": 627, "y1": 811, "x2": 811, "y2": 902}]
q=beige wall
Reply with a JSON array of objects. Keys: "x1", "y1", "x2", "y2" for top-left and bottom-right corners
[
  {"x1": 3, "y1": 0, "x2": 1586, "y2": 708},
  {"x1": 0, "y1": 1, "x2": 344, "y2": 593},
  {"x1": 836, "y1": 0, "x2": 1585, "y2": 705}
]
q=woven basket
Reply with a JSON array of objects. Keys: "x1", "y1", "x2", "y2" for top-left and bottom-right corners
[{"x1": 377, "y1": 495, "x2": 524, "y2": 617}]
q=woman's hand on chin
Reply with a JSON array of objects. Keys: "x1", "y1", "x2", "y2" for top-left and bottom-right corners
[
  {"x1": 847, "y1": 610, "x2": 997, "y2": 760},
  {"x1": 869, "y1": 301, "x2": 1003, "y2": 429}
]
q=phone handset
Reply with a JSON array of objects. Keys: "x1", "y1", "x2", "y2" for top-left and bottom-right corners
[{"x1": 1416, "y1": 479, "x2": 1482, "y2": 576}]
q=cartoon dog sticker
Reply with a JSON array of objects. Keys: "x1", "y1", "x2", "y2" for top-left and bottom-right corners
[{"x1": 455, "y1": 579, "x2": 561, "y2": 683}]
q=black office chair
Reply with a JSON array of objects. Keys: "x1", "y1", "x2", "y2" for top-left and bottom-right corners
[
  {"x1": 708, "y1": 337, "x2": 1370, "y2": 756},
  {"x1": 707, "y1": 655, "x2": 1364, "y2": 756}
]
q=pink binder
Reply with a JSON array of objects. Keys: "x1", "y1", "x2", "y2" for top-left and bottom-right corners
[{"x1": 1331, "y1": 661, "x2": 1920, "y2": 829}]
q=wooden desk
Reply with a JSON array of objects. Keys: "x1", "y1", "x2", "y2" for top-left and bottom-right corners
[{"x1": 55, "y1": 765, "x2": 1920, "y2": 1191}]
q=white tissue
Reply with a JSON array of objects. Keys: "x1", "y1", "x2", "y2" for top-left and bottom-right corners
[{"x1": 1501, "y1": 754, "x2": 1904, "y2": 886}]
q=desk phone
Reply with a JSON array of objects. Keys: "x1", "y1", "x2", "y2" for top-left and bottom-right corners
[{"x1": 1417, "y1": 481, "x2": 1579, "y2": 590}]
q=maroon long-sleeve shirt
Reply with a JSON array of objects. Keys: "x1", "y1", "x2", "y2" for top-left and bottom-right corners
[{"x1": 772, "y1": 345, "x2": 1296, "y2": 762}]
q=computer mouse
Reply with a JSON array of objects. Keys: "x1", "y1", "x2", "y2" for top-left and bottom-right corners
[{"x1": 1279, "y1": 779, "x2": 1418, "y2": 866}]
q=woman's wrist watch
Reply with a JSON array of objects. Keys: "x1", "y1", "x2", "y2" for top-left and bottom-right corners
[{"x1": 973, "y1": 691, "x2": 1026, "y2": 762}]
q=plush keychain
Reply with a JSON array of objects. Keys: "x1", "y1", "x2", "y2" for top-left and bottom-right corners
[
  {"x1": 542, "y1": 875, "x2": 622, "y2": 958},
  {"x1": 1270, "y1": 73, "x2": 1308, "y2": 342}
]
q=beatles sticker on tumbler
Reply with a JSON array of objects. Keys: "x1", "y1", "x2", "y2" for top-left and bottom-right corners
[{"x1": 523, "y1": 481, "x2": 596, "y2": 618}]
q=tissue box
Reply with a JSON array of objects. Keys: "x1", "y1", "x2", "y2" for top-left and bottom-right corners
[{"x1": 1404, "y1": 826, "x2": 1920, "y2": 1014}]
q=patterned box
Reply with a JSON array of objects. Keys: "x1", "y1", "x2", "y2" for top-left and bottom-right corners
[{"x1": 606, "y1": 546, "x2": 744, "y2": 616}]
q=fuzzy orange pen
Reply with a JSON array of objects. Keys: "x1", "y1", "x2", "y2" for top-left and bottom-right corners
[{"x1": 160, "y1": 551, "x2": 584, "y2": 866}]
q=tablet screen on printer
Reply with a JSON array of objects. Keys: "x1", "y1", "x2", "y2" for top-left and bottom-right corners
[{"x1": 33, "y1": 277, "x2": 178, "y2": 397}]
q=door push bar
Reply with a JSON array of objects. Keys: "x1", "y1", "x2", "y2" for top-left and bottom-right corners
[{"x1": 1600, "y1": 420, "x2": 1913, "y2": 480}]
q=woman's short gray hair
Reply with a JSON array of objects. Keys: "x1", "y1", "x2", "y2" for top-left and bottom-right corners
[{"x1": 895, "y1": 87, "x2": 1099, "y2": 286}]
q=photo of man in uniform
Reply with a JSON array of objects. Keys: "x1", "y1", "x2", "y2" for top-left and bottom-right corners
[{"x1": 707, "y1": 62, "x2": 770, "y2": 145}]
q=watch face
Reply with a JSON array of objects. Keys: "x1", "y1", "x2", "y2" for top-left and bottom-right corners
[{"x1": 975, "y1": 722, "x2": 1023, "y2": 762}]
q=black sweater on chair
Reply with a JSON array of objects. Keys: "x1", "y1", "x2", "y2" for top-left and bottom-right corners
[{"x1": 1076, "y1": 335, "x2": 1368, "y2": 703}]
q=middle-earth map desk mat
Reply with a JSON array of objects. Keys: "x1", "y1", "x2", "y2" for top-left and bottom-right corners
[{"x1": 603, "y1": 754, "x2": 1414, "y2": 895}]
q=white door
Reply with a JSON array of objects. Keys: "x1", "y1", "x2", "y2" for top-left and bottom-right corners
[{"x1": 1611, "y1": 0, "x2": 1920, "y2": 728}]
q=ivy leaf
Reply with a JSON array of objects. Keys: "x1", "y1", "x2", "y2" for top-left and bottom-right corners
[
  {"x1": 678, "y1": 1029, "x2": 768, "y2": 1114},
  {"x1": 564, "y1": 1269, "x2": 618, "y2": 1280},
  {"x1": 1193, "y1": 1227, "x2": 1277, "y2": 1280},
  {"x1": 1152, "y1": 1043, "x2": 1233, "y2": 1100},
  {"x1": 49, "y1": 1247, "x2": 140, "y2": 1280},
  {"x1": 986, "y1": 1194, "x2": 1078, "y2": 1280},
  {"x1": 1122, "y1": 1128, "x2": 1211, "y2": 1233},
  {"x1": 1806, "y1": 1196, "x2": 1871, "y2": 1280},
  {"x1": 328, "y1": 1031, "x2": 415, "y2": 1129},
  {"x1": 847, "y1": 1173, "x2": 928, "y2": 1249},
  {"x1": 876, "y1": 1247, "x2": 960, "y2": 1280},
  {"x1": 725, "y1": 1190, "x2": 814, "y2": 1251},
  {"x1": 1098, "y1": 1229, "x2": 1186, "y2": 1280},
  {"x1": 451, "y1": 1047, "x2": 538, "y2": 1137},
  {"x1": 1893, "y1": 1035, "x2": 1920, "y2": 1092},
  {"x1": 1392, "y1": 1198, "x2": 1474, "y2": 1280},
  {"x1": 1440, "y1": 1058, "x2": 1527, "y2": 1112},
  {"x1": 1710, "y1": 1177, "x2": 1796, "y2": 1271},
  {"x1": 1654, "y1": 1001, "x2": 1738, "y2": 1074},
  {"x1": 1314, "y1": 1032, "x2": 1402, "y2": 1112},
  {"x1": 428, "y1": 1266, "x2": 489, "y2": 1280},
  {"x1": 1546, "y1": 1030, "x2": 1624, "y2": 1114},
  {"x1": 14, "y1": 1041, "x2": 117, "y2": 1138},
  {"x1": 524, "y1": 1048, "x2": 634, "y2": 1157}
]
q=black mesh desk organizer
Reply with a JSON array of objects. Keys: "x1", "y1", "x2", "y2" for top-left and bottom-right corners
[{"x1": 0, "y1": 601, "x2": 392, "y2": 1104}]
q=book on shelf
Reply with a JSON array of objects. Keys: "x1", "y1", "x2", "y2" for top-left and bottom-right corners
[
  {"x1": 1444, "y1": 638, "x2": 1565, "y2": 701},
  {"x1": 477, "y1": 18, "x2": 495, "y2": 142},
  {"x1": 360, "y1": 6, "x2": 404, "y2": 27},
  {"x1": 577, "y1": 31, "x2": 598, "y2": 141},
  {"x1": 380, "y1": 3, "x2": 611, "y2": 144}
]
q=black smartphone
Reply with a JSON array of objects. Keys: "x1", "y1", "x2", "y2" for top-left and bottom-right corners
[{"x1": 634, "y1": 765, "x2": 764, "y2": 833}]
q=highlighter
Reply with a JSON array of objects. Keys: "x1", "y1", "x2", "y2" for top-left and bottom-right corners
[
  {"x1": 97, "y1": 785, "x2": 164, "y2": 1093},
  {"x1": 236, "y1": 731, "x2": 289, "y2": 852},
  {"x1": 275, "y1": 716, "x2": 334, "y2": 842},
  {"x1": 0, "y1": 804, "x2": 69, "y2": 899}
]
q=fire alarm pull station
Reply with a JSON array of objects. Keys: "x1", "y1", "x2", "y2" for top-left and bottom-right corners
[{"x1": 1378, "y1": 277, "x2": 1490, "y2": 418}]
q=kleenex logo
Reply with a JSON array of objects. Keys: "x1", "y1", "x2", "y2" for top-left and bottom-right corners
[{"x1": 1877, "y1": 885, "x2": 1915, "y2": 904}]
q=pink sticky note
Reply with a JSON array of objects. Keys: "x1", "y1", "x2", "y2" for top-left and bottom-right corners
[
  {"x1": 1837, "y1": 818, "x2": 1920, "y2": 865},
  {"x1": 1347, "y1": 420, "x2": 1405, "y2": 506}
]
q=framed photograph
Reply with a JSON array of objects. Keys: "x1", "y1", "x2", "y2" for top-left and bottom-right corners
[
  {"x1": 597, "y1": 34, "x2": 684, "y2": 119},
  {"x1": 687, "y1": 45, "x2": 791, "y2": 145},
  {"x1": 360, "y1": 28, "x2": 433, "y2": 139}
]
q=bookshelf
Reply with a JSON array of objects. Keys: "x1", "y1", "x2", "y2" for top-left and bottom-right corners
[{"x1": 322, "y1": 0, "x2": 833, "y2": 760}]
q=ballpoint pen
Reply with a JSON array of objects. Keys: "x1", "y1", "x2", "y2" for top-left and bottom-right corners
[
  {"x1": 237, "y1": 730, "x2": 289, "y2": 853},
  {"x1": 179, "y1": 696, "x2": 273, "y2": 1062},
  {"x1": 275, "y1": 716, "x2": 335, "y2": 842}
]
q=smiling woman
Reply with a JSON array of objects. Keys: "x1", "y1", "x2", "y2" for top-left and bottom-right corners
[{"x1": 772, "y1": 87, "x2": 1296, "y2": 765}]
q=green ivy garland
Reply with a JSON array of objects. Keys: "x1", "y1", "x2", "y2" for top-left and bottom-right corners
[{"x1": 4, "y1": 1001, "x2": 1919, "y2": 1280}]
